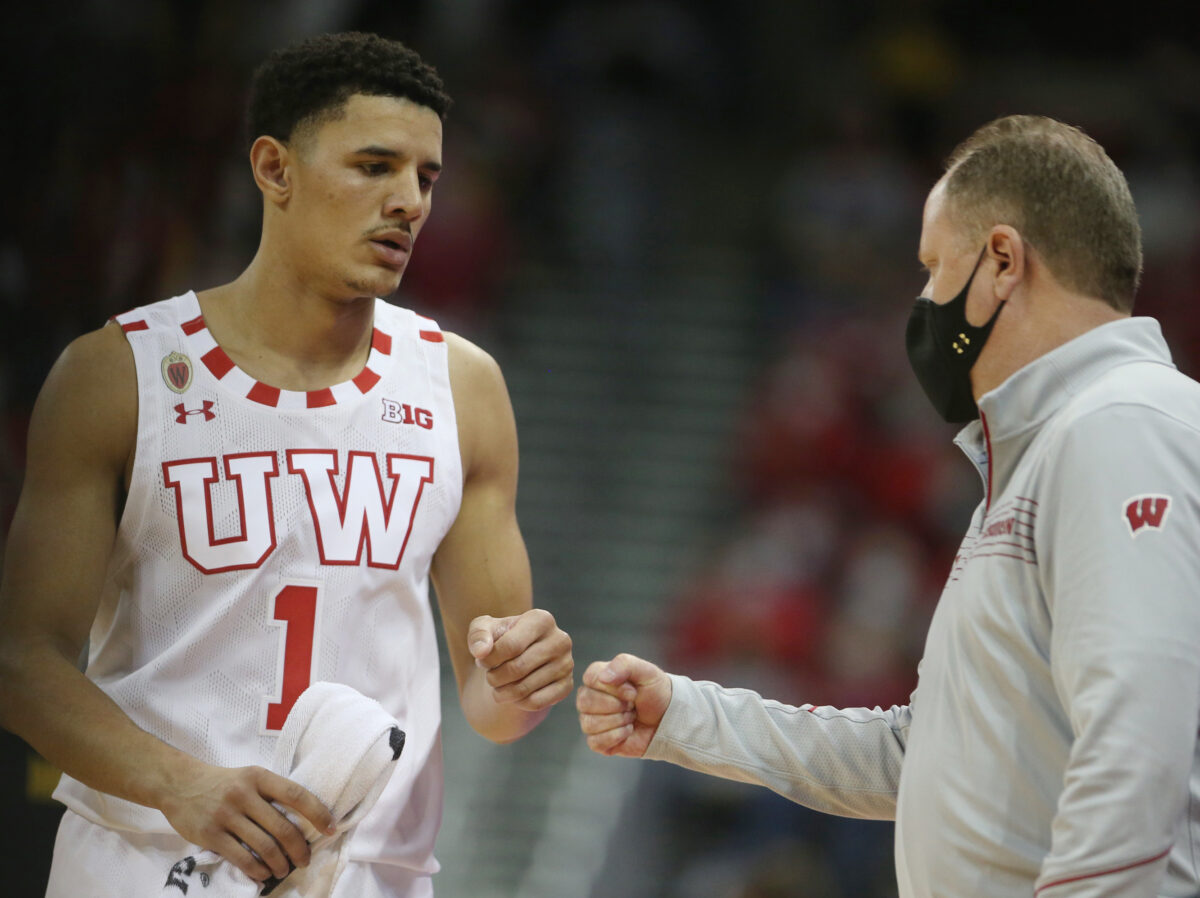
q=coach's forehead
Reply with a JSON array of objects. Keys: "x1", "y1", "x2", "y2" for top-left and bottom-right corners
[
  {"x1": 918, "y1": 179, "x2": 952, "y2": 257},
  {"x1": 921, "y1": 177, "x2": 979, "y2": 258}
]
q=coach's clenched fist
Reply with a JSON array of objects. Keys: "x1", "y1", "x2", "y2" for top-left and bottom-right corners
[{"x1": 576, "y1": 653, "x2": 673, "y2": 757}]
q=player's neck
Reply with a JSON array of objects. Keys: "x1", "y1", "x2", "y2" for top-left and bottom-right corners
[{"x1": 196, "y1": 261, "x2": 376, "y2": 392}]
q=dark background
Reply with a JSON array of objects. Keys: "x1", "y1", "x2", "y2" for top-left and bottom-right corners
[{"x1": 2, "y1": 3, "x2": 1197, "y2": 896}]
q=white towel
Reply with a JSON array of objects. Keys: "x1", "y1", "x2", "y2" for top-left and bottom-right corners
[{"x1": 163, "y1": 682, "x2": 405, "y2": 897}]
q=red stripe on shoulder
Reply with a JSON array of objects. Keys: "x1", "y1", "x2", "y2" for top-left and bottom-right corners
[
  {"x1": 419, "y1": 330, "x2": 444, "y2": 343},
  {"x1": 353, "y1": 368, "x2": 381, "y2": 393},
  {"x1": 119, "y1": 319, "x2": 149, "y2": 333},
  {"x1": 181, "y1": 315, "x2": 207, "y2": 336},
  {"x1": 306, "y1": 388, "x2": 336, "y2": 409},
  {"x1": 371, "y1": 329, "x2": 393, "y2": 355},
  {"x1": 246, "y1": 382, "x2": 280, "y2": 407},
  {"x1": 201, "y1": 346, "x2": 235, "y2": 379}
]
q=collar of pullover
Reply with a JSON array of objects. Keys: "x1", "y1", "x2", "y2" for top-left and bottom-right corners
[{"x1": 953, "y1": 317, "x2": 1174, "y2": 506}]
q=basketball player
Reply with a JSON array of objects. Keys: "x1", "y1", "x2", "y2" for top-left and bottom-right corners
[
  {"x1": 578, "y1": 116, "x2": 1200, "y2": 896},
  {"x1": 0, "y1": 32, "x2": 574, "y2": 898}
]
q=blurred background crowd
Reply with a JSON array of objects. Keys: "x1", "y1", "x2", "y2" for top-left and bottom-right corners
[{"x1": 2, "y1": 2, "x2": 1198, "y2": 896}]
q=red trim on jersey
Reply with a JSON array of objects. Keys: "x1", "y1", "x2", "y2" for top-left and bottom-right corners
[
  {"x1": 306, "y1": 388, "x2": 336, "y2": 409},
  {"x1": 181, "y1": 314, "x2": 207, "y2": 336},
  {"x1": 202, "y1": 346, "x2": 235, "y2": 379},
  {"x1": 1035, "y1": 847, "x2": 1170, "y2": 894},
  {"x1": 371, "y1": 329, "x2": 393, "y2": 355},
  {"x1": 353, "y1": 367, "x2": 381, "y2": 393},
  {"x1": 246, "y1": 382, "x2": 281, "y2": 407},
  {"x1": 119, "y1": 319, "x2": 149, "y2": 333},
  {"x1": 980, "y1": 411, "x2": 994, "y2": 512},
  {"x1": 419, "y1": 330, "x2": 444, "y2": 343}
]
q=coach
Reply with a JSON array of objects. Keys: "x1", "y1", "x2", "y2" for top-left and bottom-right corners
[{"x1": 578, "y1": 115, "x2": 1200, "y2": 897}]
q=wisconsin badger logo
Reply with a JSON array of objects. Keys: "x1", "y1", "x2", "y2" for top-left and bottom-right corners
[{"x1": 1123, "y1": 494, "x2": 1171, "y2": 536}]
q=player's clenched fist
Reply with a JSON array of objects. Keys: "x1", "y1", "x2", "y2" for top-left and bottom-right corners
[
  {"x1": 577, "y1": 653, "x2": 673, "y2": 758},
  {"x1": 467, "y1": 608, "x2": 574, "y2": 710}
]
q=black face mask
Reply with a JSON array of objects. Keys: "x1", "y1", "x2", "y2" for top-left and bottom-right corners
[{"x1": 905, "y1": 250, "x2": 1004, "y2": 424}]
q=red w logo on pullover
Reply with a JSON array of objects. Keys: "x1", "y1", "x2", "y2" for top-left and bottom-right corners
[{"x1": 1124, "y1": 494, "x2": 1171, "y2": 536}]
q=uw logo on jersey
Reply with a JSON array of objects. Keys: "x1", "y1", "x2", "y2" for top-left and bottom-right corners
[
  {"x1": 161, "y1": 351, "x2": 193, "y2": 393},
  {"x1": 162, "y1": 450, "x2": 434, "y2": 573},
  {"x1": 1123, "y1": 493, "x2": 1171, "y2": 537}
]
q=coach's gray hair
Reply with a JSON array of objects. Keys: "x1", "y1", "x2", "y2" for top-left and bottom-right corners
[{"x1": 943, "y1": 115, "x2": 1142, "y2": 312}]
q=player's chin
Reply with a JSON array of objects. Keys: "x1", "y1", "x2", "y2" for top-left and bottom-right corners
[
  {"x1": 373, "y1": 271, "x2": 407, "y2": 297},
  {"x1": 348, "y1": 265, "x2": 406, "y2": 297}
]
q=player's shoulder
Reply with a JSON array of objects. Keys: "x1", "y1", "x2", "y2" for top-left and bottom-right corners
[
  {"x1": 439, "y1": 331, "x2": 516, "y2": 478},
  {"x1": 26, "y1": 321, "x2": 137, "y2": 472},
  {"x1": 52, "y1": 320, "x2": 137, "y2": 392},
  {"x1": 442, "y1": 330, "x2": 507, "y2": 395}
]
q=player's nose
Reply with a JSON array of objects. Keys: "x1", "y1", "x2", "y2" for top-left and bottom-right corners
[{"x1": 384, "y1": 175, "x2": 424, "y2": 221}]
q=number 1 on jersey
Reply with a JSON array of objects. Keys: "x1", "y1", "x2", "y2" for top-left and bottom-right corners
[{"x1": 264, "y1": 584, "x2": 321, "y2": 731}]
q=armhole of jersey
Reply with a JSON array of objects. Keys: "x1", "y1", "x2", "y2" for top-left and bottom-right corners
[
  {"x1": 106, "y1": 314, "x2": 158, "y2": 565},
  {"x1": 412, "y1": 309, "x2": 468, "y2": 509},
  {"x1": 421, "y1": 317, "x2": 464, "y2": 496}
]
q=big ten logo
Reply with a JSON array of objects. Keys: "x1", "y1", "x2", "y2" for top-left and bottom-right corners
[{"x1": 382, "y1": 398, "x2": 433, "y2": 429}]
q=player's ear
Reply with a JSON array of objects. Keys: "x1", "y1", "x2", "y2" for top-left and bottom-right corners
[
  {"x1": 250, "y1": 136, "x2": 292, "y2": 205},
  {"x1": 988, "y1": 225, "x2": 1026, "y2": 302}
]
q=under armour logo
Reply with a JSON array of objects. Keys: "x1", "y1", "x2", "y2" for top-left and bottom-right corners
[
  {"x1": 175, "y1": 401, "x2": 216, "y2": 423},
  {"x1": 165, "y1": 856, "x2": 210, "y2": 892},
  {"x1": 1124, "y1": 494, "x2": 1171, "y2": 536}
]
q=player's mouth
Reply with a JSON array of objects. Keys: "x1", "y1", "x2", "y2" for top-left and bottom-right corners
[{"x1": 368, "y1": 231, "x2": 413, "y2": 270}]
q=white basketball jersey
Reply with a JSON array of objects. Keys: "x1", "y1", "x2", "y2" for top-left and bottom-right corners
[{"x1": 53, "y1": 291, "x2": 463, "y2": 874}]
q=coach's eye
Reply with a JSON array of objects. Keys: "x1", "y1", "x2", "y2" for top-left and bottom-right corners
[{"x1": 360, "y1": 163, "x2": 389, "y2": 176}]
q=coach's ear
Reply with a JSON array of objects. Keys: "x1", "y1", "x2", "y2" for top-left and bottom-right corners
[
  {"x1": 988, "y1": 224, "x2": 1026, "y2": 303},
  {"x1": 250, "y1": 136, "x2": 292, "y2": 206}
]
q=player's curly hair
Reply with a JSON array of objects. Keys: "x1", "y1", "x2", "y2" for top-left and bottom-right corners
[{"x1": 246, "y1": 32, "x2": 452, "y2": 150}]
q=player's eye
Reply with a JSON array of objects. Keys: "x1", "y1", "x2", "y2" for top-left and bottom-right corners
[{"x1": 360, "y1": 162, "x2": 389, "y2": 176}]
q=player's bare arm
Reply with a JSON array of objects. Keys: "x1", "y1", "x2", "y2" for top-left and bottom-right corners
[
  {"x1": 577, "y1": 654, "x2": 673, "y2": 757},
  {"x1": 0, "y1": 323, "x2": 333, "y2": 883},
  {"x1": 431, "y1": 333, "x2": 574, "y2": 744}
]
